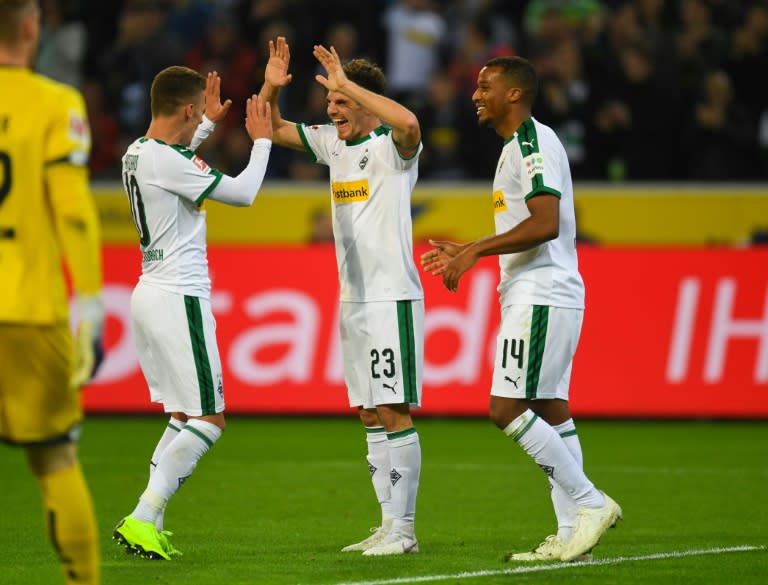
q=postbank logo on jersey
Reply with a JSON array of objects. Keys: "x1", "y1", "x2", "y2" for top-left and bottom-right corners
[
  {"x1": 493, "y1": 190, "x2": 508, "y2": 213},
  {"x1": 332, "y1": 180, "x2": 370, "y2": 203},
  {"x1": 524, "y1": 153, "x2": 545, "y2": 179}
]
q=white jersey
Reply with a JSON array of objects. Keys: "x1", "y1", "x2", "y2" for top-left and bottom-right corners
[
  {"x1": 493, "y1": 117, "x2": 584, "y2": 309},
  {"x1": 298, "y1": 123, "x2": 424, "y2": 302},
  {"x1": 122, "y1": 138, "x2": 223, "y2": 299}
]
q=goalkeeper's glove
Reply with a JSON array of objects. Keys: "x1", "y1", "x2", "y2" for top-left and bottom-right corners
[{"x1": 71, "y1": 293, "x2": 105, "y2": 388}]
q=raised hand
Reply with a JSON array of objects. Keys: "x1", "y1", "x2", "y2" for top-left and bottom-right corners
[
  {"x1": 245, "y1": 94, "x2": 272, "y2": 142},
  {"x1": 204, "y1": 71, "x2": 232, "y2": 123},
  {"x1": 313, "y1": 44, "x2": 348, "y2": 92},
  {"x1": 265, "y1": 36, "x2": 293, "y2": 87}
]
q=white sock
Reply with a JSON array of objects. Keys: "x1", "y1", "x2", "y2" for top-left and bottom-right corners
[
  {"x1": 131, "y1": 419, "x2": 222, "y2": 525},
  {"x1": 503, "y1": 410, "x2": 603, "y2": 509},
  {"x1": 148, "y1": 418, "x2": 186, "y2": 530},
  {"x1": 365, "y1": 426, "x2": 393, "y2": 526},
  {"x1": 387, "y1": 428, "x2": 421, "y2": 539},
  {"x1": 550, "y1": 419, "x2": 582, "y2": 542}
]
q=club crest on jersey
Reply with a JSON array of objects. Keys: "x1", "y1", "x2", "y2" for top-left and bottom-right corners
[
  {"x1": 192, "y1": 155, "x2": 209, "y2": 172},
  {"x1": 359, "y1": 149, "x2": 369, "y2": 170},
  {"x1": 493, "y1": 190, "x2": 508, "y2": 213},
  {"x1": 332, "y1": 179, "x2": 370, "y2": 203},
  {"x1": 524, "y1": 153, "x2": 544, "y2": 178}
]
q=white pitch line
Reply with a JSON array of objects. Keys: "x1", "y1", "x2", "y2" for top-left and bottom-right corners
[{"x1": 323, "y1": 545, "x2": 766, "y2": 585}]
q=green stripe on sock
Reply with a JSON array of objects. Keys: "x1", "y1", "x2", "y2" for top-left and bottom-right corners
[
  {"x1": 396, "y1": 301, "x2": 418, "y2": 403},
  {"x1": 387, "y1": 427, "x2": 417, "y2": 441},
  {"x1": 184, "y1": 424, "x2": 214, "y2": 448},
  {"x1": 510, "y1": 414, "x2": 539, "y2": 442},
  {"x1": 184, "y1": 296, "x2": 216, "y2": 415},
  {"x1": 525, "y1": 305, "x2": 549, "y2": 399},
  {"x1": 559, "y1": 429, "x2": 577, "y2": 438},
  {"x1": 167, "y1": 422, "x2": 183, "y2": 432},
  {"x1": 365, "y1": 426, "x2": 386, "y2": 434}
]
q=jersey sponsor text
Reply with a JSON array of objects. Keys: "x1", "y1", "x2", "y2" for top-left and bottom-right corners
[
  {"x1": 493, "y1": 190, "x2": 508, "y2": 213},
  {"x1": 332, "y1": 180, "x2": 370, "y2": 203}
]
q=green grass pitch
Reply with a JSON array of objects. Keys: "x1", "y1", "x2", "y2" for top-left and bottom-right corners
[{"x1": 1, "y1": 416, "x2": 766, "y2": 584}]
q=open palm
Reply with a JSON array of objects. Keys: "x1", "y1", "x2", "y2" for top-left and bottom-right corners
[{"x1": 265, "y1": 36, "x2": 293, "y2": 88}]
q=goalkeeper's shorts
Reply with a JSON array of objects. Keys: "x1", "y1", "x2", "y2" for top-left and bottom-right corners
[{"x1": 0, "y1": 322, "x2": 83, "y2": 445}]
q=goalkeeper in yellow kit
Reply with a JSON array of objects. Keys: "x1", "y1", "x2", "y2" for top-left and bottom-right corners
[{"x1": 0, "y1": 1, "x2": 103, "y2": 583}]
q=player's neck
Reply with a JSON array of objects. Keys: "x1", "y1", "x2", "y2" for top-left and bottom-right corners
[
  {"x1": 145, "y1": 118, "x2": 187, "y2": 146},
  {"x1": 496, "y1": 109, "x2": 532, "y2": 141},
  {"x1": 0, "y1": 47, "x2": 31, "y2": 68}
]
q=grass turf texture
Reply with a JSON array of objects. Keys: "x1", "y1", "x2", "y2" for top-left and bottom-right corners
[{"x1": 1, "y1": 417, "x2": 766, "y2": 584}]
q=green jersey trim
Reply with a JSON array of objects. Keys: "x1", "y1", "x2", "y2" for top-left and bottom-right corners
[
  {"x1": 345, "y1": 125, "x2": 390, "y2": 146},
  {"x1": 297, "y1": 124, "x2": 318, "y2": 162},
  {"x1": 195, "y1": 171, "x2": 223, "y2": 204},
  {"x1": 525, "y1": 187, "x2": 561, "y2": 201}
]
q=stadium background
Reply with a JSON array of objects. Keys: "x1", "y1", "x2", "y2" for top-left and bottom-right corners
[{"x1": 37, "y1": 0, "x2": 768, "y2": 418}]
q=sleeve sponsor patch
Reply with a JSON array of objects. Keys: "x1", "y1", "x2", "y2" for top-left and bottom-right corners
[
  {"x1": 192, "y1": 155, "x2": 210, "y2": 173},
  {"x1": 68, "y1": 111, "x2": 90, "y2": 145},
  {"x1": 523, "y1": 153, "x2": 544, "y2": 178}
]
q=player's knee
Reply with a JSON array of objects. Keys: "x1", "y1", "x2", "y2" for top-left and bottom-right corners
[{"x1": 26, "y1": 443, "x2": 78, "y2": 477}]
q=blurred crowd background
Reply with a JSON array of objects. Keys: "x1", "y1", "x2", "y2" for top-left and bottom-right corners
[{"x1": 38, "y1": 0, "x2": 768, "y2": 182}]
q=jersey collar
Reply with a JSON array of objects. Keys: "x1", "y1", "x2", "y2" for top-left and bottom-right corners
[
  {"x1": 345, "y1": 125, "x2": 390, "y2": 146},
  {"x1": 504, "y1": 117, "x2": 534, "y2": 145}
]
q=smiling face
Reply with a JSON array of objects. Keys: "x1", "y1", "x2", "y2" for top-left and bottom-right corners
[
  {"x1": 326, "y1": 90, "x2": 372, "y2": 141},
  {"x1": 472, "y1": 66, "x2": 512, "y2": 131}
]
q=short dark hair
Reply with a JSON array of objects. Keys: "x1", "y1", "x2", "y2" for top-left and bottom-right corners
[
  {"x1": 484, "y1": 56, "x2": 539, "y2": 105},
  {"x1": 0, "y1": 0, "x2": 36, "y2": 43},
  {"x1": 343, "y1": 59, "x2": 386, "y2": 95},
  {"x1": 150, "y1": 65, "x2": 205, "y2": 117}
]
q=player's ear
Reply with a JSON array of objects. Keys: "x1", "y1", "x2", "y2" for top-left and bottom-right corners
[{"x1": 507, "y1": 87, "x2": 522, "y2": 104}]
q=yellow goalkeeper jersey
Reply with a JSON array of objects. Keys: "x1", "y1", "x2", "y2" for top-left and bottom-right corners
[{"x1": 0, "y1": 67, "x2": 101, "y2": 325}]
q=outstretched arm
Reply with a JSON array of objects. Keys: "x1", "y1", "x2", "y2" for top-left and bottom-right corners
[
  {"x1": 208, "y1": 94, "x2": 272, "y2": 207},
  {"x1": 313, "y1": 44, "x2": 420, "y2": 157},
  {"x1": 422, "y1": 195, "x2": 560, "y2": 292},
  {"x1": 258, "y1": 36, "x2": 304, "y2": 151}
]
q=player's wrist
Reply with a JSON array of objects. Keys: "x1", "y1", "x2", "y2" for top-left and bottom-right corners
[{"x1": 77, "y1": 292, "x2": 104, "y2": 335}]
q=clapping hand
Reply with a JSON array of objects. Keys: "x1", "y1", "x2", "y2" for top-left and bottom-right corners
[
  {"x1": 265, "y1": 36, "x2": 293, "y2": 88},
  {"x1": 204, "y1": 71, "x2": 232, "y2": 124},
  {"x1": 313, "y1": 44, "x2": 348, "y2": 92}
]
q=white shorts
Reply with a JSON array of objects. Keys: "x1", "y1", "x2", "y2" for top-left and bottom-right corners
[
  {"x1": 131, "y1": 281, "x2": 225, "y2": 415},
  {"x1": 340, "y1": 300, "x2": 424, "y2": 409},
  {"x1": 490, "y1": 304, "x2": 583, "y2": 401}
]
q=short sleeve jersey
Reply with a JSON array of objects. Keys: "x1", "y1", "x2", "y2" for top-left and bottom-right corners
[
  {"x1": 493, "y1": 117, "x2": 584, "y2": 309},
  {"x1": 0, "y1": 68, "x2": 91, "y2": 324},
  {"x1": 121, "y1": 138, "x2": 223, "y2": 298},
  {"x1": 297, "y1": 123, "x2": 424, "y2": 302}
]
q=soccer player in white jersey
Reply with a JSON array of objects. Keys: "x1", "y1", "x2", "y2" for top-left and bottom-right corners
[
  {"x1": 112, "y1": 66, "x2": 273, "y2": 560},
  {"x1": 421, "y1": 56, "x2": 622, "y2": 563},
  {"x1": 259, "y1": 37, "x2": 424, "y2": 556}
]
